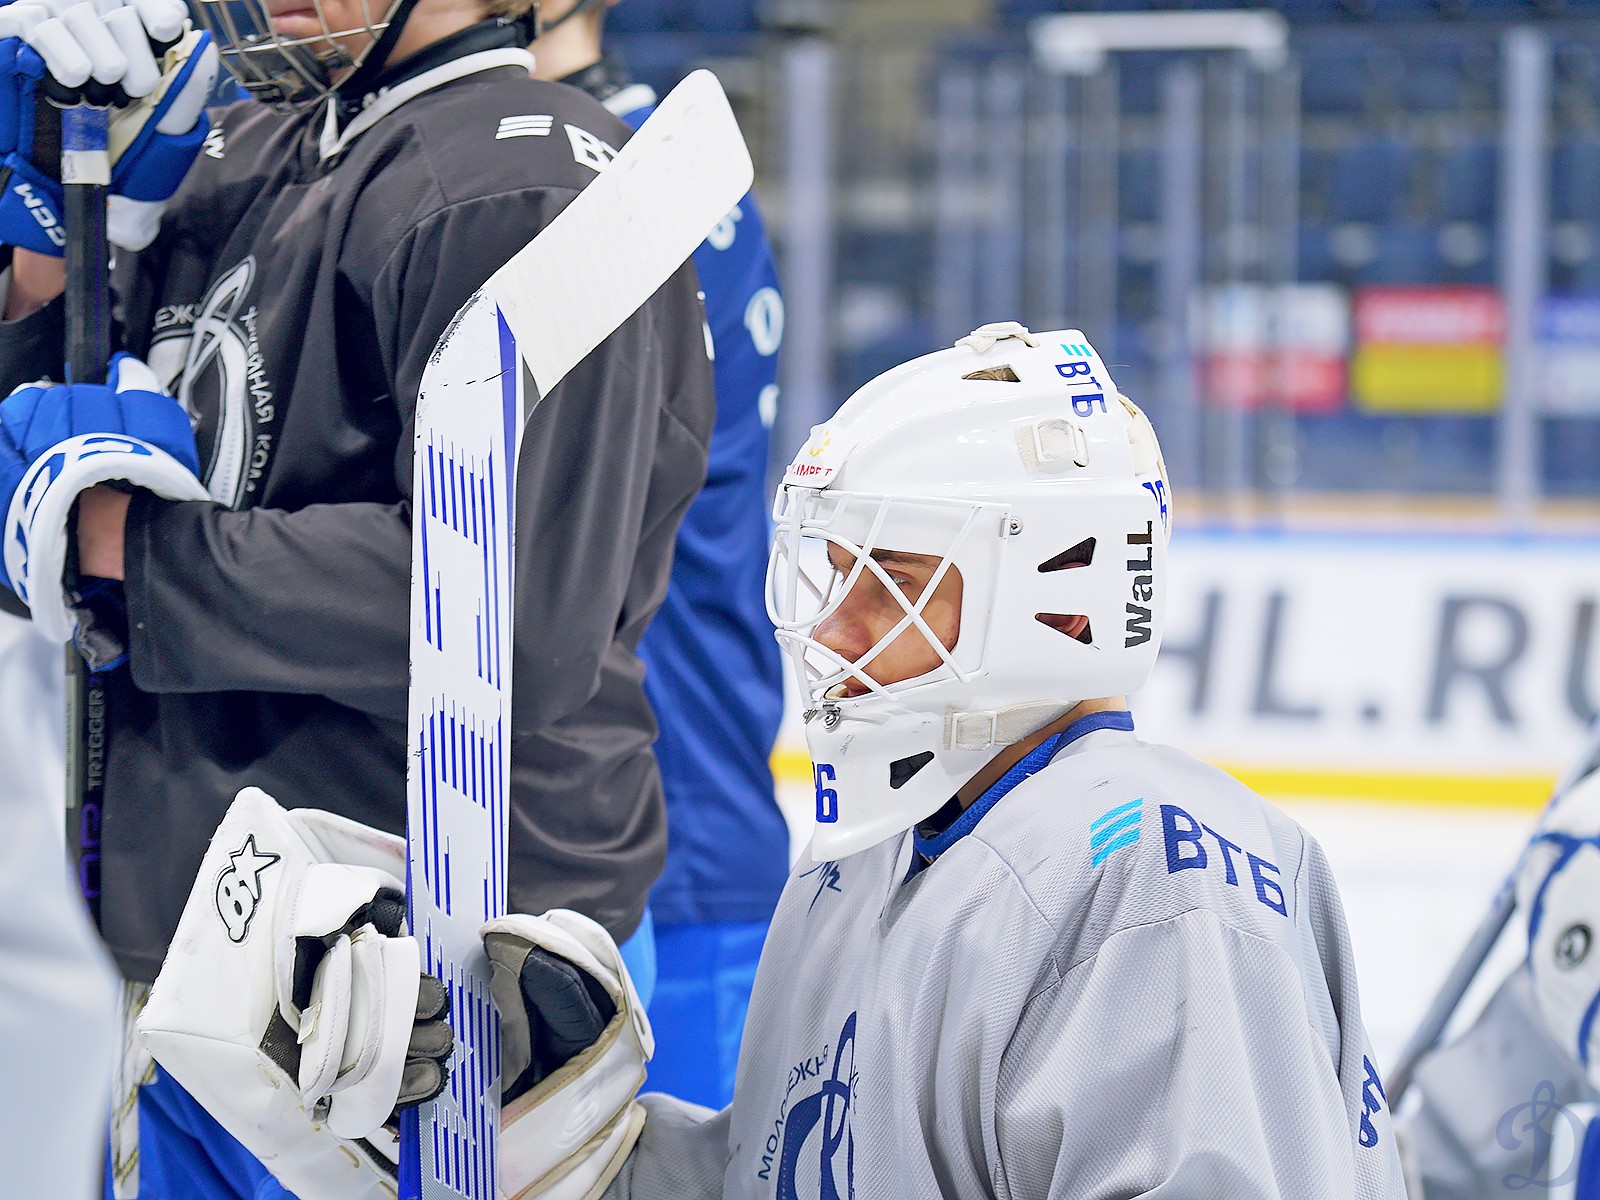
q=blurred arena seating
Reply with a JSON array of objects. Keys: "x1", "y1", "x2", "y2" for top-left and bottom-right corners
[{"x1": 605, "y1": 0, "x2": 1600, "y2": 503}]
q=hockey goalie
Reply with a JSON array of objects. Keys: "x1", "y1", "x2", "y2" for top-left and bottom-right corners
[{"x1": 139, "y1": 324, "x2": 1407, "y2": 1200}]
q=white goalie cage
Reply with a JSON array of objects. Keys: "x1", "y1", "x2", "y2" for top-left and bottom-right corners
[{"x1": 767, "y1": 486, "x2": 1008, "y2": 713}]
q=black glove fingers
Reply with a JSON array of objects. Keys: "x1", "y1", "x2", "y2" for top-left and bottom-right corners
[
  {"x1": 408, "y1": 1015, "x2": 453, "y2": 1061},
  {"x1": 415, "y1": 972, "x2": 449, "y2": 1022},
  {"x1": 389, "y1": 972, "x2": 455, "y2": 1118},
  {"x1": 395, "y1": 1058, "x2": 447, "y2": 1111},
  {"x1": 518, "y1": 947, "x2": 616, "y2": 1072},
  {"x1": 362, "y1": 887, "x2": 407, "y2": 938}
]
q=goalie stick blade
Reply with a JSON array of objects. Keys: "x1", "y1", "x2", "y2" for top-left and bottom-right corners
[
  {"x1": 487, "y1": 67, "x2": 755, "y2": 397},
  {"x1": 404, "y1": 70, "x2": 755, "y2": 1200},
  {"x1": 405, "y1": 290, "x2": 517, "y2": 1200}
]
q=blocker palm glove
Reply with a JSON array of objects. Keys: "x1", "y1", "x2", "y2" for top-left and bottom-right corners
[
  {"x1": 483, "y1": 910, "x2": 655, "y2": 1200},
  {"x1": 0, "y1": 0, "x2": 216, "y2": 254},
  {"x1": 140, "y1": 787, "x2": 454, "y2": 1200},
  {"x1": 0, "y1": 351, "x2": 207, "y2": 641}
]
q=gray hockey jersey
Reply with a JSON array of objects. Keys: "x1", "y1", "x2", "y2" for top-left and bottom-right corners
[{"x1": 607, "y1": 721, "x2": 1408, "y2": 1199}]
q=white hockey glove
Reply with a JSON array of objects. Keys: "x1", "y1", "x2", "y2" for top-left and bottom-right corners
[
  {"x1": 138, "y1": 787, "x2": 453, "y2": 1200},
  {"x1": 483, "y1": 910, "x2": 654, "y2": 1200},
  {"x1": 1516, "y1": 770, "x2": 1600, "y2": 1093}
]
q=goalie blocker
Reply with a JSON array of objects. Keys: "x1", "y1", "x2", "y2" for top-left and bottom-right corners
[{"x1": 140, "y1": 788, "x2": 652, "y2": 1200}]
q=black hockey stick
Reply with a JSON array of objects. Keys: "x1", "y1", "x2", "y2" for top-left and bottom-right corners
[
  {"x1": 59, "y1": 96, "x2": 113, "y2": 925},
  {"x1": 1387, "y1": 717, "x2": 1600, "y2": 1106}
]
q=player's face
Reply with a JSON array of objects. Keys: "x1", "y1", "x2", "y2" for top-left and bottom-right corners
[
  {"x1": 813, "y1": 545, "x2": 963, "y2": 696},
  {"x1": 265, "y1": 0, "x2": 371, "y2": 56},
  {"x1": 265, "y1": 0, "x2": 480, "y2": 74}
]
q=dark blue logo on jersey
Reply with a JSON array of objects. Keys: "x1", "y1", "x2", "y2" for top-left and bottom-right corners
[
  {"x1": 776, "y1": 1012, "x2": 857, "y2": 1200},
  {"x1": 1494, "y1": 1078, "x2": 1594, "y2": 1189},
  {"x1": 1161, "y1": 803, "x2": 1288, "y2": 918},
  {"x1": 1358, "y1": 1056, "x2": 1388, "y2": 1148},
  {"x1": 800, "y1": 860, "x2": 843, "y2": 911}
]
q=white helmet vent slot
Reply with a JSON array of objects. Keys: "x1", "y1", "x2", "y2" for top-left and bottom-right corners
[
  {"x1": 963, "y1": 365, "x2": 1021, "y2": 382},
  {"x1": 888, "y1": 752, "x2": 935, "y2": 791},
  {"x1": 1037, "y1": 537, "x2": 1096, "y2": 573},
  {"x1": 1035, "y1": 613, "x2": 1094, "y2": 646}
]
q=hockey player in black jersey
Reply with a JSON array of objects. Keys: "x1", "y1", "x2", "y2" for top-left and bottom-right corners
[{"x1": 0, "y1": 0, "x2": 714, "y2": 1190}]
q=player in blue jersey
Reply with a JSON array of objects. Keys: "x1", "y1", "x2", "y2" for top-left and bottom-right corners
[{"x1": 528, "y1": 0, "x2": 790, "y2": 1109}]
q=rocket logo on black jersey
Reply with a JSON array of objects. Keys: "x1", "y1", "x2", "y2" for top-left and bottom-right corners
[{"x1": 149, "y1": 257, "x2": 279, "y2": 509}]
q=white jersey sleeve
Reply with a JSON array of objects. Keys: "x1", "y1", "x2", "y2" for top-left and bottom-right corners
[
  {"x1": 0, "y1": 616, "x2": 119, "y2": 1200},
  {"x1": 604, "y1": 1097, "x2": 730, "y2": 1199}
]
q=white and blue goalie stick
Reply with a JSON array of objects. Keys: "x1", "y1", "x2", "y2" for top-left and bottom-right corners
[{"x1": 401, "y1": 69, "x2": 753, "y2": 1200}]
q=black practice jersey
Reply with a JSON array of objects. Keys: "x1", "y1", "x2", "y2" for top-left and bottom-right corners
[{"x1": 0, "y1": 46, "x2": 714, "y2": 981}]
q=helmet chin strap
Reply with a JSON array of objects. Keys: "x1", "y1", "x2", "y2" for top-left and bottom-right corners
[
  {"x1": 945, "y1": 702, "x2": 1073, "y2": 752},
  {"x1": 333, "y1": 0, "x2": 429, "y2": 105}
]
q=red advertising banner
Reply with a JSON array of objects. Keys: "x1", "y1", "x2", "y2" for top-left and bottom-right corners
[{"x1": 1198, "y1": 284, "x2": 1348, "y2": 413}]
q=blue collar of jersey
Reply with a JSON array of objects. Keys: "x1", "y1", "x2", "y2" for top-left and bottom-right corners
[{"x1": 912, "y1": 710, "x2": 1135, "y2": 864}]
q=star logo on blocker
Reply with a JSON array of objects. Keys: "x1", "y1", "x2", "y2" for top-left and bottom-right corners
[
  {"x1": 214, "y1": 833, "x2": 282, "y2": 943},
  {"x1": 229, "y1": 835, "x2": 280, "y2": 900}
]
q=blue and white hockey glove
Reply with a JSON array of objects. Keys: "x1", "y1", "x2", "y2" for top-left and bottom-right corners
[
  {"x1": 0, "y1": 0, "x2": 216, "y2": 255},
  {"x1": 482, "y1": 910, "x2": 654, "y2": 1200},
  {"x1": 0, "y1": 351, "x2": 207, "y2": 641}
]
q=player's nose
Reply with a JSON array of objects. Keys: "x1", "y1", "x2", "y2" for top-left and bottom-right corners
[{"x1": 813, "y1": 598, "x2": 873, "y2": 667}]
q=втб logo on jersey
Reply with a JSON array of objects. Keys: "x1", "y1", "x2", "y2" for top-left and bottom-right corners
[
  {"x1": 1089, "y1": 797, "x2": 1144, "y2": 867},
  {"x1": 213, "y1": 833, "x2": 281, "y2": 943},
  {"x1": 496, "y1": 114, "x2": 553, "y2": 139},
  {"x1": 149, "y1": 258, "x2": 277, "y2": 509}
]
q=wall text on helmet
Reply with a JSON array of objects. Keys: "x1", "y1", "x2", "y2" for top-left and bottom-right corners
[{"x1": 1126, "y1": 521, "x2": 1156, "y2": 647}]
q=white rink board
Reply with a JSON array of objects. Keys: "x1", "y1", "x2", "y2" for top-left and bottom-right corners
[{"x1": 1133, "y1": 530, "x2": 1600, "y2": 778}]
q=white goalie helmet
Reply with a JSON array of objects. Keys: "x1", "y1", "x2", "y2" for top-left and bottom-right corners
[{"x1": 767, "y1": 323, "x2": 1171, "y2": 862}]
